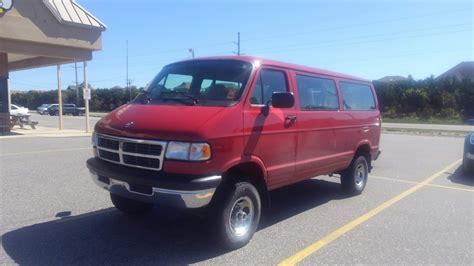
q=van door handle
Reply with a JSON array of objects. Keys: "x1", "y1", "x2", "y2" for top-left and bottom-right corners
[{"x1": 285, "y1": 115, "x2": 297, "y2": 123}]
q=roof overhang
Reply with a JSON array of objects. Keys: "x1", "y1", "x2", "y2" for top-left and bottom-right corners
[{"x1": 0, "y1": 0, "x2": 105, "y2": 72}]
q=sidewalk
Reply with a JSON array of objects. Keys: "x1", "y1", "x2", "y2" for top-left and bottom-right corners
[{"x1": 1, "y1": 126, "x2": 92, "y2": 139}]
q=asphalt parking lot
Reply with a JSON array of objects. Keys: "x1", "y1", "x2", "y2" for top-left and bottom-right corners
[{"x1": 1, "y1": 131, "x2": 473, "y2": 264}]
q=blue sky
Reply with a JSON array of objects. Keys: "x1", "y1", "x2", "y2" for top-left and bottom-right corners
[{"x1": 10, "y1": 0, "x2": 473, "y2": 91}]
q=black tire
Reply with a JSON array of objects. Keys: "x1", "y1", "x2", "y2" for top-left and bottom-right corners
[
  {"x1": 212, "y1": 182, "x2": 261, "y2": 250},
  {"x1": 110, "y1": 193, "x2": 153, "y2": 214},
  {"x1": 463, "y1": 157, "x2": 474, "y2": 177},
  {"x1": 341, "y1": 155, "x2": 369, "y2": 195}
]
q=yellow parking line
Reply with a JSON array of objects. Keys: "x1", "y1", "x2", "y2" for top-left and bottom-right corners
[
  {"x1": 0, "y1": 147, "x2": 89, "y2": 157},
  {"x1": 278, "y1": 159, "x2": 461, "y2": 266},
  {"x1": 371, "y1": 175, "x2": 474, "y2": 193}
]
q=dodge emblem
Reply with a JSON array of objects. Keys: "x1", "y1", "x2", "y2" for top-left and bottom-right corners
[{"x1": 124, "y1": 121, "x2": 134, "y2": 128}]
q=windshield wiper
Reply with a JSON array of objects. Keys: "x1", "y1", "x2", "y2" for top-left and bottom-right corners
[
  {"x1": 160, "y1": 91, "x2": 199, "y2": 105},
  {"x1": 138, "y1": 90, "x2": 153, "y2": 104}
]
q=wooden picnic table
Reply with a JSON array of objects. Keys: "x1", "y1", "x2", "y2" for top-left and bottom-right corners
[{"x1": 10, "y1": 114, "x2": 38, "y2": 129}]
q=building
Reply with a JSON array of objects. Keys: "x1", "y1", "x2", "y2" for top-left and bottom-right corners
[
  {"x1": 0, "y1": 0, "x2": 106, "y2": 132},
  {"x1": 436, "y1": 61, "x2": 474, "y2": 81}
]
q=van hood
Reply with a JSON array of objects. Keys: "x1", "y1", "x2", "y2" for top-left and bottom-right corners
[{"x1": 95, "y1": 104, "x2": 226, "y2": 141}]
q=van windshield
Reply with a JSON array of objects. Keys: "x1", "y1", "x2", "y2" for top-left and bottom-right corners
[{"x1": 136, "y1": 60, "x2": 253, "y2": 106}]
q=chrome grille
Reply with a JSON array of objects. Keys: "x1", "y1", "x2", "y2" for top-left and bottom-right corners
[
  {"x1": 96, "y1": 134, "x2": 167, "y2": 171},
  {"x1": 123, "y1": 142, "x2": 162, "y2": 155}
]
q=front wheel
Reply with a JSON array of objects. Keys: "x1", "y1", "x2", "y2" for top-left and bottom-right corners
[
  {"x1": 463, "y1": 157, "x2": 474, "y2": 177},
  {"x1": 341, "y1": 155, "x2": 369, "y2": 195},
  {"x1": 110, "y1": 193, "x2": 153, "y2": 214},
  {"x1": 212, "y1": 182, "x2": 261, "y2": 250}
]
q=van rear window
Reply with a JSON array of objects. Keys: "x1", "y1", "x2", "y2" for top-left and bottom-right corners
[{"x1": 339, "y1": 81, "x2": 376, "y2": 111}]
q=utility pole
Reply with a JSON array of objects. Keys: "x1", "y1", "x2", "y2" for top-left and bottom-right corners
[
  {"x1": 83, "y1": 61, "x2": 90, "y2": 133},
  {"x1": 233, "y1": 32, "x2": 241, "y2": 56},
  {"x1": 57, "y1": 65, "x2": 63, "y2": 130},
  {"x1": 126, "y1": 40, "x2": 131, "y2": 101},
  {"x1": 74, "y1": 61, "x2": 79, "y2": 105},
  {"x1": 189, "y1": 48, "x2": 195, "y2": 59}
]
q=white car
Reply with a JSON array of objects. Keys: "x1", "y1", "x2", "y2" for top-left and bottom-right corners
[{"x1": 10, "y1": 104, "x2": 29, "y2": 116}]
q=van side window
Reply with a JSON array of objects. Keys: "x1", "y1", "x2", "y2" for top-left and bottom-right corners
[
  {"x1": 339, "y1": 82, "x2": 376, "y2": 111},
  {"x1": 296, "y1": 75, "x2": 339, "y2": 110},
  {"x1": 250, "y1": 69, "x2": 288, "y2": 105}
]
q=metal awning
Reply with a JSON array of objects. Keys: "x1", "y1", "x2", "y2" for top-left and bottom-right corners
[{"x1": 43, "y1": 0, "x2": 106, "y2": 31}]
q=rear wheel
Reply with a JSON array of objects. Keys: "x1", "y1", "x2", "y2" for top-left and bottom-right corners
[
  {"x1": 212, "y1": 181, "x2": 261, "y2": 250},
  {"x1": 341, "y1": 155, "x2": 369, "y2": 194},
  {"x1": 110, "y1": 193, "x2": 153, "y2": 214}
]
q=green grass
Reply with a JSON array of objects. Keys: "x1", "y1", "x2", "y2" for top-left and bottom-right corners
[{"x1": 382, "y1": 116, "x2": 464, "y2": 125}]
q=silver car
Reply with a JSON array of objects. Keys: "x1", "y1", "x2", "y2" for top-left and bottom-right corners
[{"x1": 37, "y1": 104, "x2": 52, "y2": 115}]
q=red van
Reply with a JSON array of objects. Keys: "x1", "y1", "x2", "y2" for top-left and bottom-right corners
[{"x1": 87, "y1": 56, "x2": 381, "y2": 249}]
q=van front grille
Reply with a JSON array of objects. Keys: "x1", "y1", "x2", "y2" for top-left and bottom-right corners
[
  {"x1": 123, "y1": 155, "x2": 161, "y2": 169},
  {"x1": 96, "y1": 134, "x2": 167, "y2": 171},
  {"x1": 123, "y1": 142, "x2": 163, "y2": 156},
  {"x1": 98, "y1": 137, "x2": 119, "y2": 150},
  {"x1": 98, "y1": 149, "x2": 120, "y2": 162}
]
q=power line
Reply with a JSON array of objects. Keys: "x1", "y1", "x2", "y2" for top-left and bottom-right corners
[
  {"x1": 87, "y1": 9, "x2": 470, "y2": 64},
  {"x1": 241, "y1": 8, "x2": 469, "y2": 43},
  {"x1": 245, "y1": 28, "x2": 471, "y2": 55}
]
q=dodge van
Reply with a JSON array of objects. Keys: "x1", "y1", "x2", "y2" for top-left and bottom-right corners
[{"x1": 87, "y1": 56, "x2": 381, "y2": 249}]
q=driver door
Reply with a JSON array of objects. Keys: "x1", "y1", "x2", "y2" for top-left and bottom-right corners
[{"x1": 243, "y1": 68, "x2": 297, "y2": 190}]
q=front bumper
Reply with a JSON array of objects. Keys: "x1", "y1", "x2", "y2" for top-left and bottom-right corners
[
  {"x1": 86, "y1": 158, "x2": 221, "y2": 208},
  {"x1": 465, "y1": 151, "x2": 474, "y2": 161}
]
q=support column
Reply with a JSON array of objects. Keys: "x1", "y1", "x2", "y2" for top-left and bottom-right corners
[
  {"x1": 83, "y1": 61, "x2": 90, "y2": 133},
  {"x1": 0, "y1": 53, "x2": 9, "y2": 133},
  {"x1": 57, "y1": 65, "x2": 63, "y2": 130}
]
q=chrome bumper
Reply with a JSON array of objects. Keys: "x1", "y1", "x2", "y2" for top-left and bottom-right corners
[{"x1": 90, "y1": 170, "x2": 218, "y2": 209}]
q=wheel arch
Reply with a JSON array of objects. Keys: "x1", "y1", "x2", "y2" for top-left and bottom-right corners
[
  {"x1": 220, "y1": 161, "x2": 270, "y2": 208},
  {"x1": 354, "y1": 142, "x2": 372, "y2": 171}
]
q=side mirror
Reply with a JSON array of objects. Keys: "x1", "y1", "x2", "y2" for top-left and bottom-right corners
[{"x1": 272, "y1": 92, "x2": 294, "y2": 108}]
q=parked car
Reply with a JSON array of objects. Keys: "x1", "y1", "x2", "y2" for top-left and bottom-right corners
[
  {"x1": 37, "y1": 104, "x2": 53, "y2": 115},
  {"x1": 48, "y1": 104, "x2": 85, "y2": 116},
  {"x1": 462, "y1": 119, "x2": 474, "y2": 176},
  {"x1": 86, "y1": 56, "x2": 381, "y2": 249},
  {"x1": 10, "y1": 104, "x2": 29, "y2": 116}
]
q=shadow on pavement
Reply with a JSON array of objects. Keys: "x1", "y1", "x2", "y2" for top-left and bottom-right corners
[
  {"x1": 447, "y1": 166, "x2": 474, "y2": 187},
  {"x1": 2, "y1": 178, "x2": 348, "y2": 264}
]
